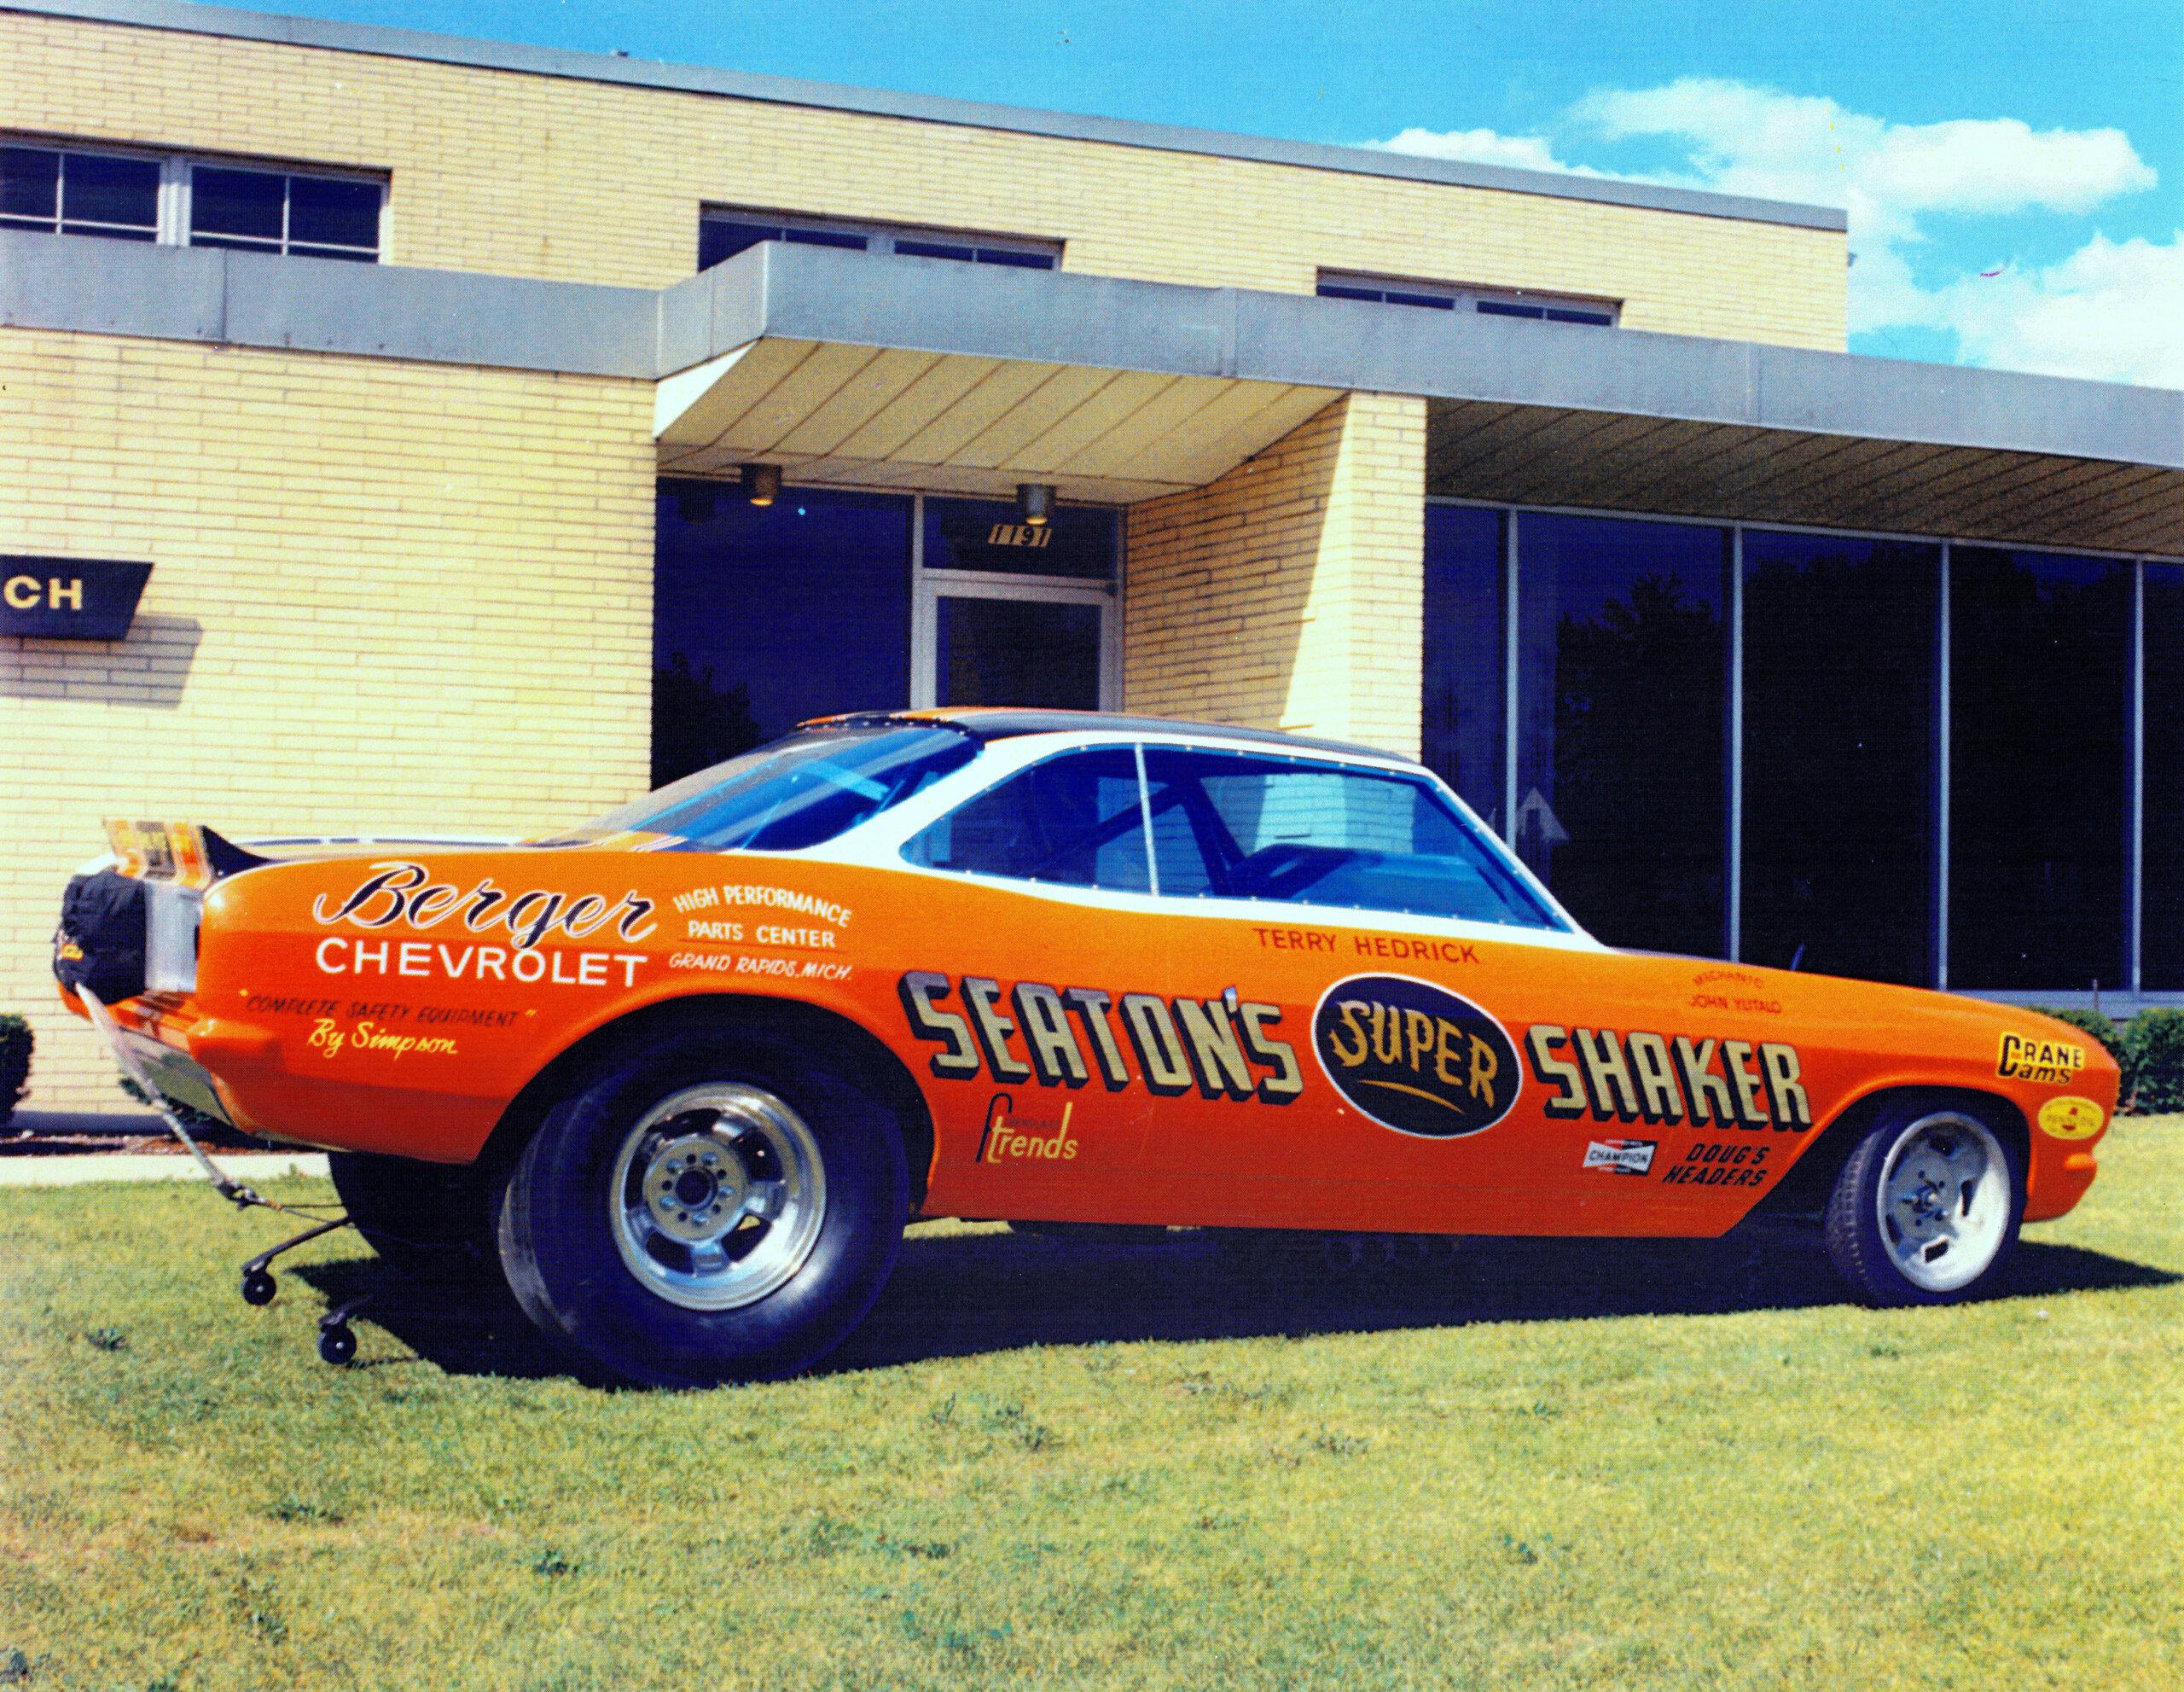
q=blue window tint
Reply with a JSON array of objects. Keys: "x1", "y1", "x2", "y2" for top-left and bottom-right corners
[
  {"x1": 2143, "y1": 565, "x2": 2184, "y2": 988},
  {"x1": 895, "y1": 237, "x2": 978, "y2": 261},
  {"x1": 1516, "y1": 512, "x2": 1731, "y2": 955},
  {"x1": 191, "y1": 166, "x2": 282, "y2": 241},
  {"x1": 698, "y1": 218, "x2": 781, "y2": 268},
  {"x1": 288, "y1": 176, "x2": 380, "y2": 249},
  {"x1": 1316, "y1": 282, "x2": 1380, "y2": 303},
  {"x1": 787, "y1": 227, "x2": 867, "y2": 249},
  {"x1": 1477, "y1": 300, "x2": 1546, "y2": 320},
  {"x1": 922, "y1": 496, "x2": 1118, "y2": 581},
  {"x1": 1546, "y1": 306, "x2": 1614, "y2": 325},
  {"x1": 974, "y1": 247, "x2": 1055, "y2": 269},
  {"x1": 1741, "y1": 531, "x2": 1939, "y2": 985},
  {"x1": 1950, "y1": 548, "x2": 2129, "y2": 990},
  {"x1": 904, "y1": 747, "x2": 1150, "y2": 891},
  {"x1": 653, "y1": 480, "x2": 912, "y2": 787},
  {"x1": 0, "y1": 147, "x2": 60, "y2": 225},
  {"x1": 1422, "y1": 505, "x2": 1507, "y2": 834},
  {"x1": 1142, "y1": 748, "x2": 1561, "y2": 927},
  {"x1": 1382, "y1": 288, "x2": 1456, "y2": 311},
  {"x1": 586, "y1": 725, "x2": 976, "y2": 852},
  {"x1": 936, "y1": 598, "x2": 1103, "y2": 711}
]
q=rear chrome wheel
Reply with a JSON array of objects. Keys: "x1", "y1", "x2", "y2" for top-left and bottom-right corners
[
  {"x1": 1825, "y1": 1102, "x2": 2022, "y2": 1306},
  {"x1": 607, "y1": 1084, "x2": 827, "y2": 1311},
  {"x1": 496, "y1": 1034, "x2": 907, "y2": 1386}
]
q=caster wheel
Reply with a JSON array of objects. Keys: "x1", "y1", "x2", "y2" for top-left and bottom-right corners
[
  {"x1": 317, "y1": 1323, "x2": 357, "y2": 1366},
  {"x1": 241, "y1": 1270, "x2": 277, "y2": 1306}
]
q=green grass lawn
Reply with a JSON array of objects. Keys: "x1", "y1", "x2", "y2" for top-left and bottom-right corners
[{"x1": 3, "y1": 1126, "x2": 2181, "y2": 1692}]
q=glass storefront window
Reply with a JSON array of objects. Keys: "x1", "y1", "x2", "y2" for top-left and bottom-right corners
[
  {"x1": 652, "y1": 481, "x2": 912, "y2": 788},
  {"x1": 935, "y1": 596, "x2": 1103, "y2": 710},
  {"x1": 1515, "y1": 512, "x2": 1732, "y2": 956},
  {"x1": 1741, "y1": 532, "x2": 1939, "y2": 985},
  {"x1": 1949, "y1": 547, "x2": 2129, "y2": 990},
  {"x1": 1421, "y1": 505, "x2": 1507, "y2": 831},
  {"x1": 2145, "y1": 565, "x2": 2184, "y2": 989},
  {"x1": 921, "y1": 497, "x2": 1118, "y2": 581}
]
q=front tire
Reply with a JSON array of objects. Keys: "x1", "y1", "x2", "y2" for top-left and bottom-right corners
[
  {"x1": 495, "y1": 1033, "x2": 908, "y2": 1386},
  {"x1": 1823, "y1": 1102, "x2": 2022, "y2": 1305}
]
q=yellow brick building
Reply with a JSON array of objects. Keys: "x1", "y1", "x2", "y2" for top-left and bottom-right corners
[{"x1": 3, "y1": 0, "x2": 2179, "y2": 1113}]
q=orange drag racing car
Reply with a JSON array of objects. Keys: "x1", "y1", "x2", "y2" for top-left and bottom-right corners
[{"x1": 55, "y1": 710, "x2": 2117, "y2": 1382}]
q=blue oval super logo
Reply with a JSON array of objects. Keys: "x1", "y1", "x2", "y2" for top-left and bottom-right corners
[{"x1": 1312, "y1": 974, "x2": 1521, "y2": 1138}]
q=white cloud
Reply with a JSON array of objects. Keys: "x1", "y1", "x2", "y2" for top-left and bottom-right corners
[
  {"x1": 1366, "y1": 80, "x2": 2175, "y2": 387},
  {"x1": 1373, "y1": 125, "x2": 1595, "y2": 177},
  {"x1": 1927, "y1": 235, "x2": 2184, "y2": 388}
]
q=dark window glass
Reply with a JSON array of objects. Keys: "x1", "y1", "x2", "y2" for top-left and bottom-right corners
[
  {"x1": 1949, "y1": 547, "x2": 2129, "y2": 990},
  {"x1": 1316, "y1": 282, "x2": 1380, "y2": 303},
  {"x1": 1421, "y1": 504, "x2": 1507, "y2": 831},
  {"x1": 1141, "y1": 747, "x2": 1561, "y2": 927},
  {"x1": 786, "y1": 227, "x2": 867, "y2": 249},
  {"x1": 896, "y1": 237, "x2": 978, "y2": 262},
  {"x1": 1741, "y1": 532, "x2": 1939, "y2": 984},
  {"x1": 935, "y1": 597, "x2": 1102, "y2": 711},
  {"x1": 653, "y1": 480, "x2": 912, "y2": 788},
  {"x1": 1315, "y1": 279, "x2": 1454, "y2": 310},
  {"x1": 1948, "y1": 544, "x2": 2131, "y2": 991},
  {"x1": 2145, "y1": 565, "x2": 2184, "y2": 988},
  {"x1": 1546, "y1": 306, "x2": 1614, "y2": 325},
  {"x1": 905, "y1": 747, "x2": 1150, "y2": 890},
  {"x1": 698, "y1": 218, "x2": 780, "y2": 269},
  {"x1": 0, "y1": 146, "x2": 60, "y2": 224},
  {"x1": 286, "y1": 242, "x2": 375, "y2": 263},
  {"x1": 1516, "y1": 513, "x2": 1731, "y2": 954},
  {"x1": 1382, "y1": 288, "x2": 1456, "y2": 310},
  {"x1": 922, "y1": 497, "x2": 1117, "y2": 581},
  {"x1": 56, "y1": 151, "x2": 159, "y2": 234},
  {"x1": 584, "y1": 724, "x2": 975, "y2": 852},
  {"x1": 190, "y1": 166, "x2": 283, "y2": 241},
  {"x1": 974, "y1": 247, "x2": 1055, "y2": 270},
  {"x1": 287, "y1": 175, "x2": 380, "y2": 249},
  {"x1": 1478, "y1": 300, "x2": 1546, "y2": 320}
]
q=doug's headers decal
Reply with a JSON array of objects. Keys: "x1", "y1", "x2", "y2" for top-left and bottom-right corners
[{"x1": 1313, "y1": 974, "x2": 1520, "y2": 1138}]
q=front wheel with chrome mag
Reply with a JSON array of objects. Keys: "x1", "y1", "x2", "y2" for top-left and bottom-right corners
[
  {"x1": 1823, "y1": 1102, "x2": 2023, "y2": 1305},
  {"x1": 495, "y1": 1033, "x2": 909, "y2": 1386}
]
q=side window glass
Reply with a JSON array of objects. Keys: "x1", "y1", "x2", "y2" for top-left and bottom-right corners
[
  {"x1": 904, "y1": 748, "x2": 1151, "y2": 893},
  {"x1": 1141, "y1": 747, "x2": 1560, "y2": 927}
]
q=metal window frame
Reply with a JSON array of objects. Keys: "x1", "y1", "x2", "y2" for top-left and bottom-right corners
[
  {"x1": 2, "y1": 131, "x2": 386, "y2": 257},
  {"x1": 700, "y1": 204, "x2": 1062, "y2": 268},
  {"x1": 905, "y1": 491, "x2": 1121, "y2": 712},
  {"x1": 1425, "y1": 492, "x2": 2171, "y2": 997}
]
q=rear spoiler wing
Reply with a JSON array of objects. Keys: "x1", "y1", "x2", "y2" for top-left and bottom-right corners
[{"x1": 103, "y1": 819, "x2": 265, "y2": 888}]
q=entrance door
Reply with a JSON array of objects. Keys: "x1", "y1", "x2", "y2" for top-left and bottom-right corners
[{"x1": 912, "y1": 497, "x2": 1119, "y2": 710}]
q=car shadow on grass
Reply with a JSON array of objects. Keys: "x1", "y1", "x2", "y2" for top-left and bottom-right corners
[{"x1": 290, "y1": 1224, "x2": 2176, "y2": 1384}]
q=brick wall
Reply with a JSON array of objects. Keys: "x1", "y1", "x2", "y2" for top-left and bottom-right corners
[
  {"x1": 0, "y1": 328, "x2": 656, "y2": 1113},
  {"x1": 1124, "y1": 393, "x2": 1426, "y2": 757},
  {"x1": 0, "y1": 11, "x2": 1848, "y2": 348}
]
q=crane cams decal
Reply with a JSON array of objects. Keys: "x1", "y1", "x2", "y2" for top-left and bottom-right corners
[
  {"x1": 1998, "y1": 1032, "x2": 2086, "y2": 1086},
  {"x1": 1311, "y1": 974, "x2": 1521, "y2": 1138}
]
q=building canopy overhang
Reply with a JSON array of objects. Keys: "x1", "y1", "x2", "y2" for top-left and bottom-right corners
[{"x1": 5, "y1": 230, "x2": 2178, "y2": 552}]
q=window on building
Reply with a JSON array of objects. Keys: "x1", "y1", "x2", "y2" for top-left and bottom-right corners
[
  {"x1": 1, "y1": 138, "x2": 383, "y2": 259},
  {"x1": 700, "y1": 208, "x2": 1060, "y2": 273},
  {"x1": 2142, "y1": 563, "x2": 2184, "y2": 990},
  {"x1": 189, "y1": 165, "x2": 381, "y2": 260},
  {"x1": 1950, "y1": 548, "x2": 2130, "y2": 991},
  {"x1": 1, "y1": 143, "x2": 159, "y2": 240},
  {"x1": 1421, "y1": 504, "x2": 1507, "y2": 833},
  {"x1": 1514, "y1": 513, "x2": 1732, "y2": 956},
  {"x1": 905, "y1": 748, "x2": 1152, "y2": 891},
  {"x1": 653, "y1": 480, "x2": 913, "y2": 788},
  {"x1": 1741, "y1": 532, "x2": 1940, "y2": 986},
  {"x1": 1317, "y1": 270, "x2": 1618, "y2": 325}
]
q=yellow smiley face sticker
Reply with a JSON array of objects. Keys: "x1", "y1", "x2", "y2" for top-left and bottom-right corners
[{"x1": 2038, "y1": 1096, "x2": 2106, "y2": 1140}]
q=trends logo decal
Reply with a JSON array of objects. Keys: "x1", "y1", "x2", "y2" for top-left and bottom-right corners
[{"x1": 1312, "y1": 974, "x2": 1520, "y2": 1139}]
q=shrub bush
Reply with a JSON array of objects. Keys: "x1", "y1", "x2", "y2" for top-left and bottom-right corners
[
  {"x1": 2028, "y1": 1006, "x2": 2131, "y2": 1108},
  {"x1": 0, "y1": 1013, "x2": 31, "y2": 1128},
  {"x1": 2123, "y1": 1008, "x2": 2184, "y2": 1115}
]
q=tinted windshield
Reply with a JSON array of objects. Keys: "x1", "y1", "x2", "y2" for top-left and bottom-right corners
[{"x1": 578, "y1": 725, "x2": 979, "y2": 852}]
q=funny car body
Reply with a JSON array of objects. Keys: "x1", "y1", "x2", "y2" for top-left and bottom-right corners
[{"x1": 55, "y1": 710, "x2": 2117, "y2": 1383}]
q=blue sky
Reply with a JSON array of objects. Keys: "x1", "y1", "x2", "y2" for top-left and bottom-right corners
[{"x1": 256, "y1": 0, "x2": 2181, "y2": 385}]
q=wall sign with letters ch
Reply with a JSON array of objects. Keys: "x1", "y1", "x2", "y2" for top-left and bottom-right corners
[{"x1": 0, "y1": 557, "x2": 154, "y2": 640}]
